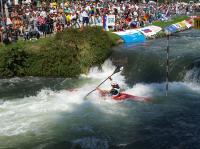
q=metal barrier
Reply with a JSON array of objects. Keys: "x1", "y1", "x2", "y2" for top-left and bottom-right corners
[{"x1": 194, "y1": 17, "x2": 200, "y2": 29}]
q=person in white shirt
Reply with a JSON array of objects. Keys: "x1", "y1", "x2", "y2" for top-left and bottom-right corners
[
  {"x1": 40, "y1": 9, "x2": 47, "y2": 18},
  {"x1": 81, "y1": 9, "x2": 89, "y2": 26}
]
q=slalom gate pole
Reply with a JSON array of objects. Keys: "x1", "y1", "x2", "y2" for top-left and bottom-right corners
[{"x1": 166, "y1": 35, "x2": 169, "y2": 96}]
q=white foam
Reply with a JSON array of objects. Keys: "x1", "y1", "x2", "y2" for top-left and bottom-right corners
[
  {"x1": 1, "y1": 60, "x2": 200, "y2": 137},
  {"x1": 0, "y1": 60, "x2": 125, "y2": 136}
]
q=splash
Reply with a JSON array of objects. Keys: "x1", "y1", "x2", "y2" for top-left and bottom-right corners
[
  {"x1": 184, "y1": 67, "x2": 200, "y2": 83},
  {"x1": 0, "y1": 60, "x2": 200, "y2": 139},
  {"x1": 0, "y1": 60, "x2": 125, "y2": 137}
]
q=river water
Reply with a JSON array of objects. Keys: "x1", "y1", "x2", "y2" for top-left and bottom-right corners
[{"x1": 0, "y1": 29, "x2": 200, "y2": 149}]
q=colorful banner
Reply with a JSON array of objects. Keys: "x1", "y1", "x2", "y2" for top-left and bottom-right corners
[
  {"x1": 183, "y1": 20, "x2": 192, "y2": 28},
  {"x1": 178, "y1": 21, "x2": 187, "y2": 28},
  {"x1": 114, "y1": 30, "x2": 146, "y2": 43},
  {"x1": 137, "y1": 25, "x2": 162, "y2": 37},
  {"x1": 165, "y1": 25, "x2": 178, "y2": 33},
  {"x1": 164, "y1": 19, "x2": 193, "y2": 34},
  {"x1": 173, "y1": 23, "x2": 182, "y2": 30}
]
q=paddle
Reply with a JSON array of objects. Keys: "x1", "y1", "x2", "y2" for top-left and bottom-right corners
[{"x1": 85, "y1": 66, "x2": 123, "y2": 97}]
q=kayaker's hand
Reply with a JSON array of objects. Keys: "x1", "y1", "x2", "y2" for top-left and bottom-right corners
[{"x1": 96, "y1": 87, "x2": 100, "y2": 90}]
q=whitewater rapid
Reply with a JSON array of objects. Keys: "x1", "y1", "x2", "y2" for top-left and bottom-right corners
[
  {"x1": 0, "y1": 61, "x2": 125, "y2": 136},
  {"x1": 0, "y1": 60, "x2": 200, "y2": 148}
]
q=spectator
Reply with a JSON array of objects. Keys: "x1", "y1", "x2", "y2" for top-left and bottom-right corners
[{"x1": 0, "y1": 0, "x2": 197, "y2": 43}]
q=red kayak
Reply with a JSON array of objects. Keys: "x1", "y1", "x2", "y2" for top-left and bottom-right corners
[
  {"x1": 98, "y1": 89, "x2": 151, "y2": 102},
  {"x1": 111, "y1": 92, "x2": 151, "y2": 102},
  {"x1": 67, "y1": 88, "x2": 151, "y2": 102}
]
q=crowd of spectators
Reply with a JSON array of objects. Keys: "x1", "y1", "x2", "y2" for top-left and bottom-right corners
[{"x1": 0, "y1": 0, "x2": 200, "y2": 43}]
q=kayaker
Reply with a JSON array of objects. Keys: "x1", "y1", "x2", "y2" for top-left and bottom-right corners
[
  {"x1": 97, "y1": 76, "x2": 121, "y2": 97},
  {"x1": 108, "y1": 76, "x2": 121, "y2": 97},
  {"x1": 109, "y1": 82, "x2": 120, "y2": 97}
]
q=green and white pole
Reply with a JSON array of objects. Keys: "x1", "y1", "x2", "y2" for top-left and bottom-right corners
[{"x1": 166, "y1": 35, "x2": 169, "y2": 96}]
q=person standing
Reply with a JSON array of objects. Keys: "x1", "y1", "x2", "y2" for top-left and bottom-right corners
[{"x1": 81, "y1": 8, "x2": 89, "y2": 27}]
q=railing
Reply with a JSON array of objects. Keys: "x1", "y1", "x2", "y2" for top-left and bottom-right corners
[{"x1": 194, "y1": 17, "x2": 200, "y2": 29}]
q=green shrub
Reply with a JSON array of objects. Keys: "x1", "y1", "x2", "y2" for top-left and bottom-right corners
[
  {"x1": 0, "y1": 27, "x2": 120, "y2": 78},
  {"x1": 0, "y1": 48, "x2": 28, "y2": 77}
]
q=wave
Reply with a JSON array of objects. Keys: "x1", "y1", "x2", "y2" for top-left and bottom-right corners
[{"x1": 0, "y1": 60, "x2": 200, "y2": 137}]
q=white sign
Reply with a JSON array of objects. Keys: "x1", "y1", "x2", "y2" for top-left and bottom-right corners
[{"x1": 106, "y1": 15, "x2": 115, "y2": 26}]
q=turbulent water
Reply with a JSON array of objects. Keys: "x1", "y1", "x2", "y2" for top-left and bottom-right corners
[
  {"x1": 1, "y1": 29, "x2": 200, "y2": 149},
  {"x1": 111, "y1": 29, "x2": 200, "y2": 84}
]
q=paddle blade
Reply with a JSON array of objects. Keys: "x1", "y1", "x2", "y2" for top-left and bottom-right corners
[{"x1": 113, "y1": 66, "x2": 123, "y2": 74}]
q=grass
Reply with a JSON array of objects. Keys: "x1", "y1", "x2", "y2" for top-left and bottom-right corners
[
  {"x1": 152, "y1": 15, "x2": 190, "y2": 28},
  {"x1": 107, "y1": 31, "x2": 122, "y2": 45}
]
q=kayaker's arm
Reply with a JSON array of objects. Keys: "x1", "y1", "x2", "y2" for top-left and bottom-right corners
[
  {"x1": 96, "y1": 87, "x2": 109, "y2": 93},
  {"x1": 96, "y1": 87, "x2": 109, "y2": 96}
]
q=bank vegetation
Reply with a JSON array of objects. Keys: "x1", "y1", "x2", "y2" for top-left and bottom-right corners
[{"x1": 0, "y1": 27, "x2": 120, "y2": 78}]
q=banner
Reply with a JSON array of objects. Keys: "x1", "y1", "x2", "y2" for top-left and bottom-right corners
[
  {"x1": 178, "y1": 21, "x2": 187, "y2": 29},
  {"x1": 137, "y1": 25, "x2": 162, "y2": 37},
  {"x1": 173, "y1": 23, "x2": 181, "y2": 30},
  {"x1": 165, "y1": 25, "x2": 178, "y2": 33},
  {"x1": 106, "y1": 15, "x2": 115, "y2": 26},
  {"x1": 183, "y1": 20, "x2": 192, "y2": 28},
  {"x1": 114, "y1": 30, "x2": 145, "y2": 43}
]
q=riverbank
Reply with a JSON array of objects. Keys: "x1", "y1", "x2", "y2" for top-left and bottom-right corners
[{"x1": 0, "y1": 27, "x2": 120, "y2": 78}]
